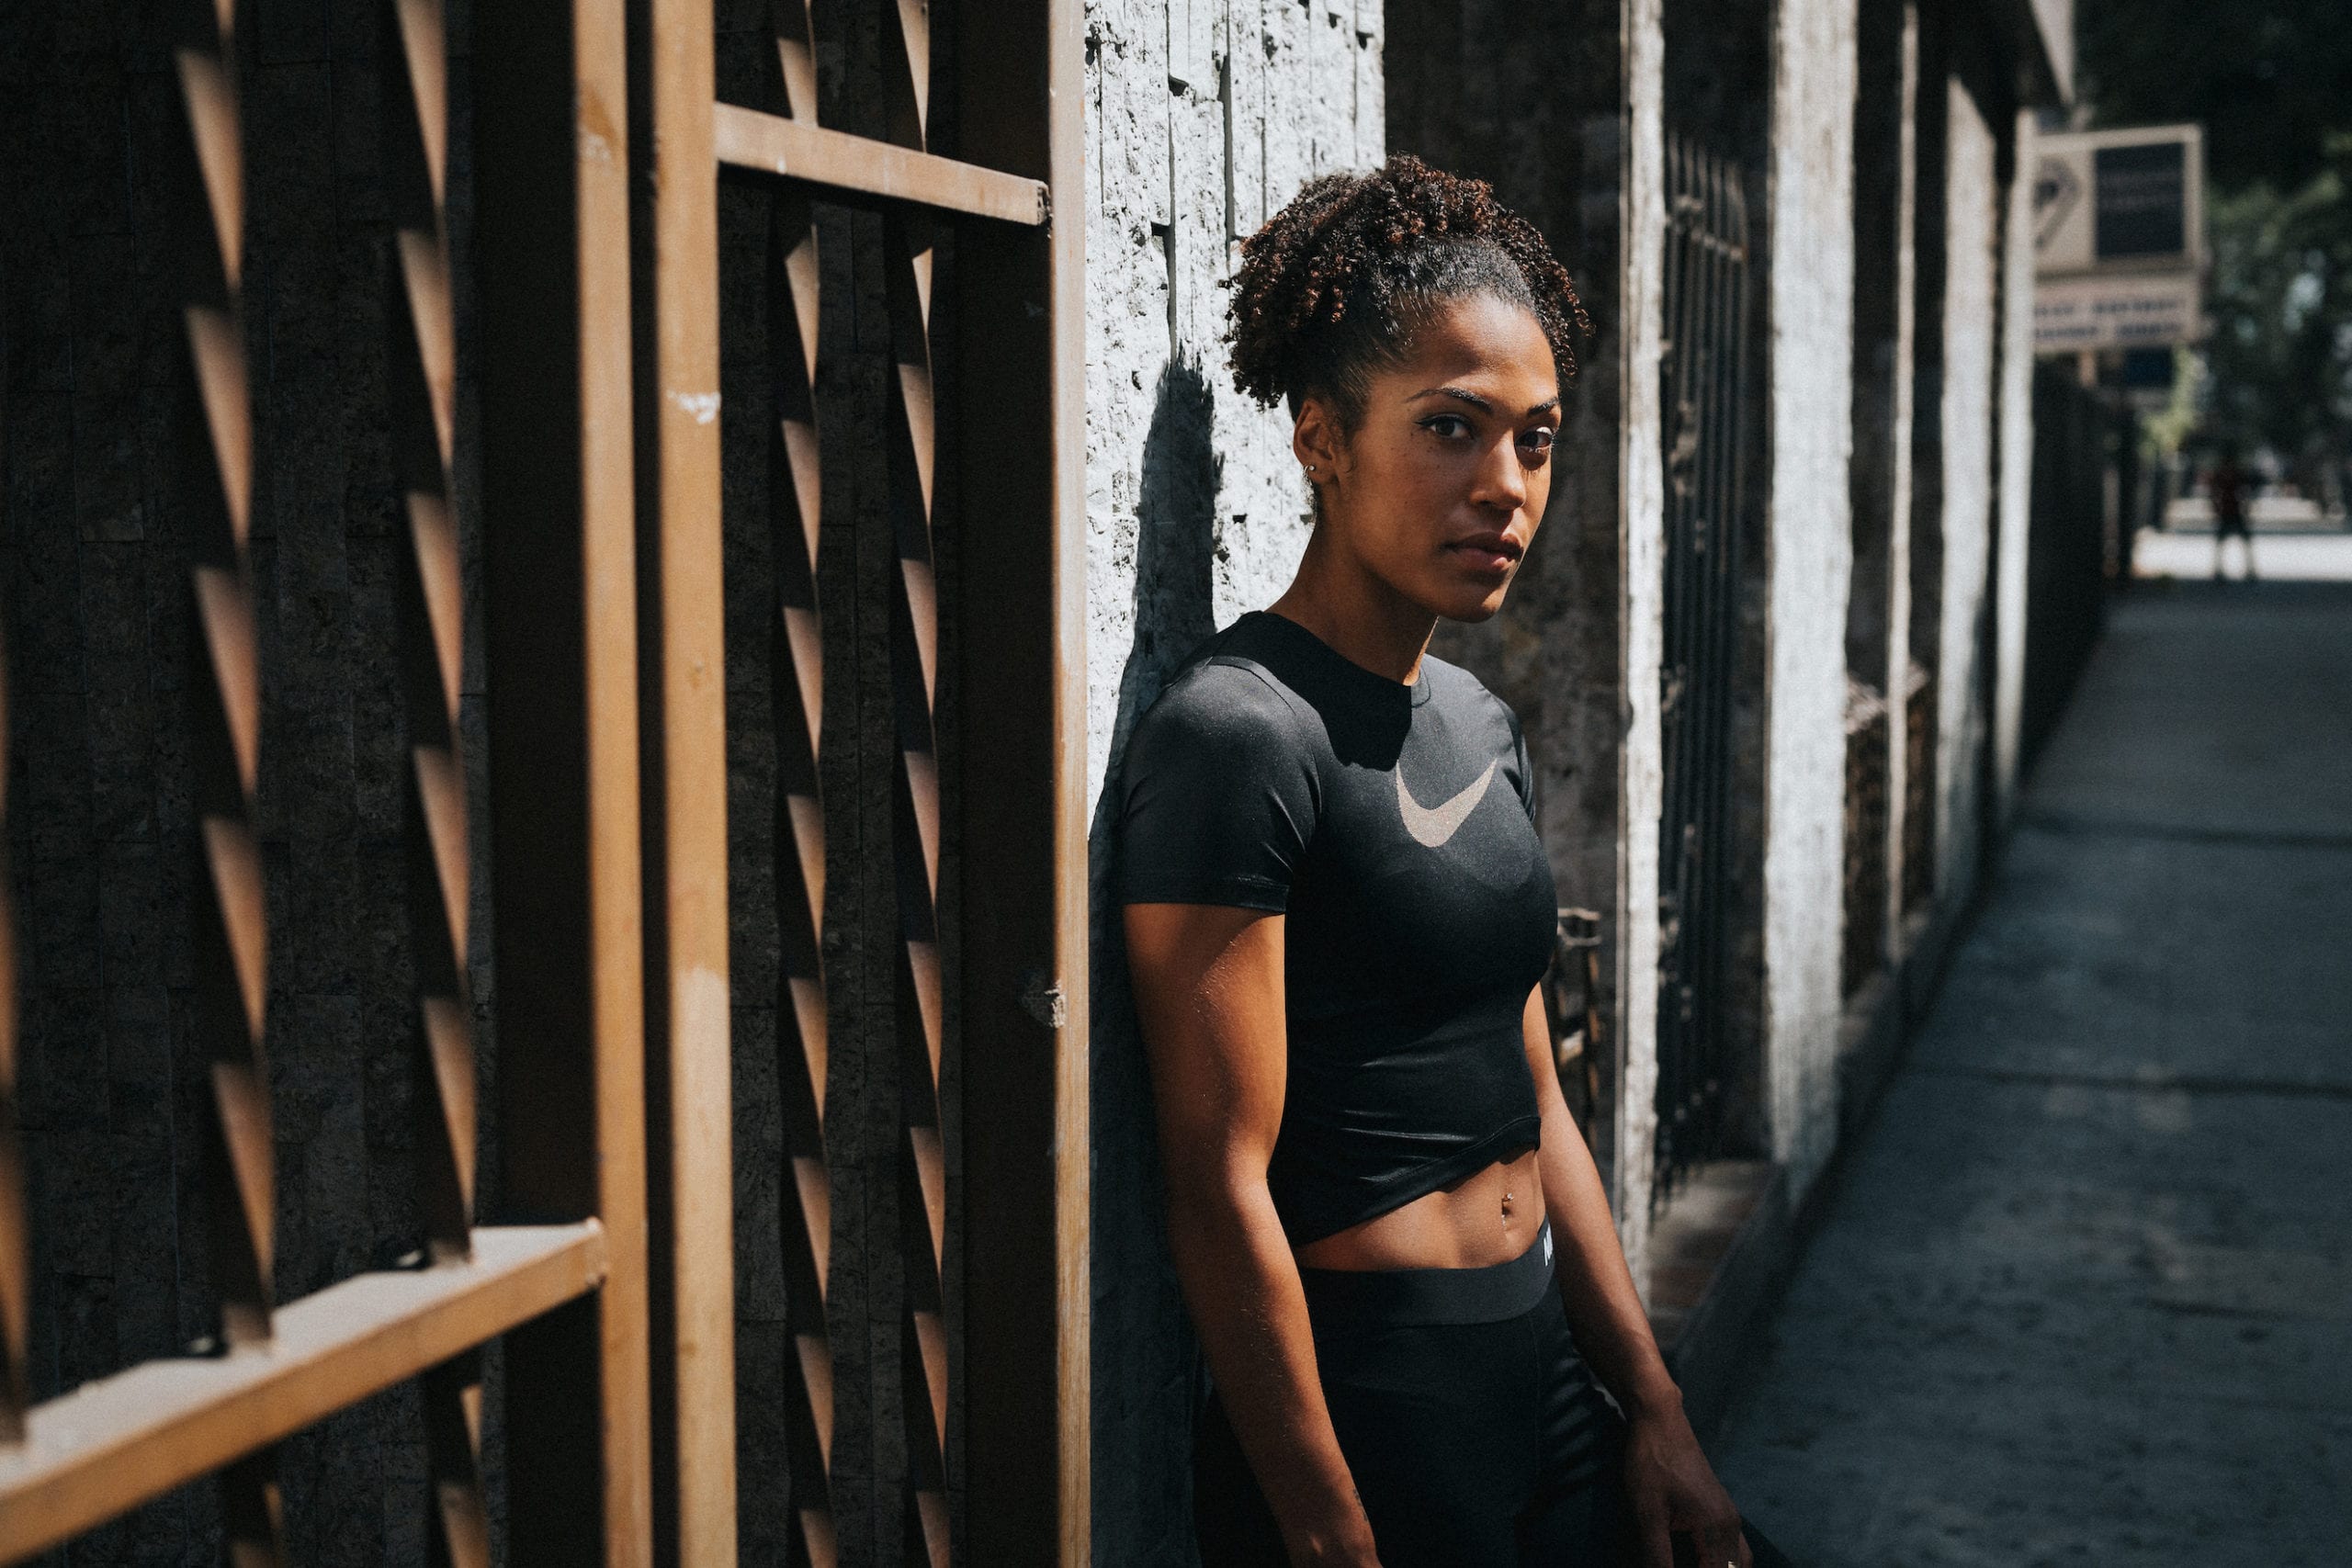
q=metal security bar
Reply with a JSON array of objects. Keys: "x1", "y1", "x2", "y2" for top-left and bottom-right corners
[
  {"x1": 1547, "y1": 909, "x2": 1607, "y2": 1134},
  {"x1": 1653, "y1": 133, "x2": 1752, "y2": 1206}
]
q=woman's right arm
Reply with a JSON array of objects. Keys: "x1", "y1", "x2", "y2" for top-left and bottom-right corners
[{"x1": 1125, "y1": 901, "x2": 1380, "y2": 1568}]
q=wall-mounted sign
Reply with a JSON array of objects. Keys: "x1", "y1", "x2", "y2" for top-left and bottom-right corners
[
  {"x1": 2034, "y1": 123, "x2": 2204, "y2": 352},
  {"x1": 2034, "y1": 271, "x2": 2202, "y2": 354}
]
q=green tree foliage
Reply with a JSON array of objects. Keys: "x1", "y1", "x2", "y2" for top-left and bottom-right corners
[
  {"x1": 2078, "y1": 0, "x2": 2352, "y2": 468},
  {"x1": 2205, "y1": 139, "x2": 2352, "y2": 461}
]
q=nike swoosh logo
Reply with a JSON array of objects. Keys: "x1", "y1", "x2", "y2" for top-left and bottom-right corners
[{"x1": 1395, "y1": 758, "x2": 1498, "y2": 848}]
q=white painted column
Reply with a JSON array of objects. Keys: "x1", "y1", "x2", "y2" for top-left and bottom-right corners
[
  {"x1": 1993, "y1": 108, "x2": 2039, "y2": 821},
  {"x1": 1882, "y1": 2, "x2": 1919, "y2": 962},
  {"x1": 1762, "y1": 0, "x2": 1860, "y2": 1204},
  {"x1": 1615, "y1": 0, "x2": 1668, "y2": 1281},
  {"x1": 1936, "y1": 78, "x2": 1998, "y2": 902}
]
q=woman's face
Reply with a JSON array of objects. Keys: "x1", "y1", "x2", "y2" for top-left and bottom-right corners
[{"x1": 1297, "y1": 291, "x2": 1561, "y2": 623}]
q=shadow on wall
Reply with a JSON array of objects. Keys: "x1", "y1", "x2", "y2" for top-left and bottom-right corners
[{"x1": 1087, "y1": 359, "x2": 1227, "y2": 1560}]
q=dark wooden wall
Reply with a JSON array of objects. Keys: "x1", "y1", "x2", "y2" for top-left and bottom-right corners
[
  {"x1": 711, "y1": 5, "x2": 967, "y2": 1563},
  {"x1": 1, "y1": 1, "x2": 495, "y2": 1562}
]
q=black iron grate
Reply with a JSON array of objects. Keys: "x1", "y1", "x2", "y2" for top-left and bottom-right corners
[{"x1": 1653, "y1": 131, "x2": 1753, "y2": 1209}]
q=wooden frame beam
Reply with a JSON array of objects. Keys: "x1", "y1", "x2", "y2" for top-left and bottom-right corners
[
  {"x1": 0, "y1": 1224, "x2": 605, "y2": 1563},
  {"x1": 639, "y1": 0, "x2": 737, "y2": 1559},
  {"x1": 475, "y1": 0, "x2": 652, "y2": 1560},
  {"x1": 953, "y1": 0, "x2": 1090, "y2": 1560},
  {"x1": 712, "y1": 104, "x2": 1047, "y2": 226}
]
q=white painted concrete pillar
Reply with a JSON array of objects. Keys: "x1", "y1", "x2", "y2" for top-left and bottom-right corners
[
  {"x1": 1936, "y1": 78, "x2": 1998, "y2": 903},
  {"x1": 1993, "y1": 108, "x2": 2039, "y2": 821},
  {"x1": 1882, "y1": 2, "x2": 1920, "y2": 961},
  {"x1": 1762, "y1": 0, "x2": 1860, "y2": 1204},
  {"x1": 1616, "y1": 0, "x2": 1669, "y2": 1283}
]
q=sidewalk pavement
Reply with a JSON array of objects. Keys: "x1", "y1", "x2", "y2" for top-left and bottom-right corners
[{"x1": 1712, "y1": 581, "x2": 2352, "y2": 1567}]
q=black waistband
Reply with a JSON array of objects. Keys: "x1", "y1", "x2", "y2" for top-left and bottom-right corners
[{"x1": 1297, "y1": 1223, "x2": 1555, "y2": 1332}]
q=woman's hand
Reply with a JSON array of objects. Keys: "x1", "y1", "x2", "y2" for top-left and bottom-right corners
[{"x1": 1622, "y1": 1399, "x2": 1750, "y2": 1568}]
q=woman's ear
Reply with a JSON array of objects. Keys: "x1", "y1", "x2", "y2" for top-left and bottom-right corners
[{"x1": 1291, "y1": 394, "x2": 1345, "y2": 481}]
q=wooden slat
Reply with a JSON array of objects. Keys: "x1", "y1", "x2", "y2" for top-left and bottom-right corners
[
  {"x1": 0, "y1": 1224, "x2": 605, "y2": 1562},
  {"x1": 774, "y1": 0, "x2": 818, "y2": 122},
  {"x1": 644, "y1": 0, "x2": 738, "y2": 1560},
  {"x1": 0, "y1": 612, "x2": 21, "y2": 1442},
  {"x1": 712, "y1": 104, "x2": 1047, "y2": 227},
  {"x1": 381, "y1": 5, "x2": 492, "y2": 1559},
  {"x1": 385, "y1": 0, "x2": 477, "y2": 1272},
  {"x1": 476, "y1": 0, "x2": 653, "y2": 1559},
  {"x1": 953, "y1": 0, "x2": 1091, "y2": 1560},
  {"x1": 173, "y1": 28, "x2": 279, "y2": 1495},
  {"x1": 757, "y1": 12, "x2": 840, "y2": 1559},
  {"x1": 878, "y1": 10, "x2": 951, "y2": 1554}
]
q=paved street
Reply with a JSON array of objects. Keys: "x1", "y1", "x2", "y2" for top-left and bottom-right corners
[
  {"x1": 1713, "y1": 581, "x2": 2352, "y2": 1566},
  {"x1": 2132, "y1": 525, "x2": 2352, "y2": 582}
]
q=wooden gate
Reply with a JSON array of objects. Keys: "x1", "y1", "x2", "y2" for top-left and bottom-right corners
[{"x1": 0, "y1": 1, "x2": 1085, "y2": 1562}]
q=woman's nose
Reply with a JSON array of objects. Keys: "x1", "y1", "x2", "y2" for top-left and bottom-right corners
[{"x1": 1470, "y1": 436, "x2": 1528, "y2": 512}]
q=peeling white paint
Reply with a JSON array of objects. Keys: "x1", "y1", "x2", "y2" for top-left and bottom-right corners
[{"x1": 668, "y1": 389, "x2": 721, "y2": 425}]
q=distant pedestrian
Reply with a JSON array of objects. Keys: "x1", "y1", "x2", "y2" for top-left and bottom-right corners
[{"x1": 2209, "y1": 446, "x2": 2256, "y2": 579}]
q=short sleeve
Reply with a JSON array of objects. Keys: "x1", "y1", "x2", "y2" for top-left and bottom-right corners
[
  {"x1": 1115, "y1": 663, "x2": 1318, "y2": 911},
  {"x1": 1507, "y1": 707, "x2": 1539, "y2": 818}
]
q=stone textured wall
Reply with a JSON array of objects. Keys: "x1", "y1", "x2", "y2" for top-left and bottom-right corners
[
  {"x1": 1, "y1": 6, "x2": 490, "y2": 1562},
  {"x1": 1761, "y1": 0, "x2": 1859, "y2": 1203},
  {"x1": 1083, "y1": 4, "x2": 1384, "y2": 1562}
]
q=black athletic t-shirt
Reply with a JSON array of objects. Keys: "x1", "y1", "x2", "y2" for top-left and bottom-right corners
[{"x1": 1116, "y1": 611, "x2": 1557, "y2": 1245}]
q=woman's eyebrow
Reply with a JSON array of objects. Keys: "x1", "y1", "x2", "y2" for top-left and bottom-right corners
[
  {"x1": 1409, "y1": 385, "x2": 1561, "y2": 419},
  {"x1": 1409, "y1": 385, "x2": 1495, "y2": 412}
]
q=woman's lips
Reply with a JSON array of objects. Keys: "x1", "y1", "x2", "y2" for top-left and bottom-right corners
[{"x1": 1446, "y1": 535, "x2": 1521, "y2": 574}]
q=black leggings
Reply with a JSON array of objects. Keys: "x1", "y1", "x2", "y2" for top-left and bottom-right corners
[{"x1": 1193, "y1": 1226, "x2": 1635, "y2": 1566}]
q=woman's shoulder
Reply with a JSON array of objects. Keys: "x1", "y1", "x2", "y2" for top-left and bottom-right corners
[
  {"x1": 1420, "y1": 650, "x2": 1521, "y2": 734},
  {"x1": 1129, "y1": 646, "x2": 1319, "y2": 763}
]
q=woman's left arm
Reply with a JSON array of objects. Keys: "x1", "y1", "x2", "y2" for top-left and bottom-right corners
[{"x1": 1521, "y1": 985, "x2": 1751, "y2": 1568}]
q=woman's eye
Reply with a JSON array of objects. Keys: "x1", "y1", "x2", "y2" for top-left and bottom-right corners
[
  {"x1": 1520, "y1": 428, "x2": 1557, "y2": 455},
  {"x1": 1423, "y1": 414, "x2": 1473, "y2": 440}
]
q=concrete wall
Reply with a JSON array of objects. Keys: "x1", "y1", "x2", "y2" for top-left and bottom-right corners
[
  {"x1": 1760, "y1": 0, "x2": 1860, "y2": 1204},
  {"x1": 1383, "y1": 0, "x2": 1665, "y2": 1257},
  {"x1": 1934, "y1": 75, "x2": 1999, "y2": 904},
  {"x1": 1082, "y1": 4, "x2": 1385, "y2": 1561}
]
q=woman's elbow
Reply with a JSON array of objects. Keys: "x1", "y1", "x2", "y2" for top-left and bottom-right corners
[{"x1": 1161, "y1": 1155, "x2": 1272, "y2": 1247}]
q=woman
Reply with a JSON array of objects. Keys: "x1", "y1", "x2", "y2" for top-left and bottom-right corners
[{"x1": 1117, "y1": 156, "x2": 1757, "y2": 1567}]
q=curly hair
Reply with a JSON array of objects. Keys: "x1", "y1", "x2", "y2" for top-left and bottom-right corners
[{"x1": 1226, "y1": 153, "x2": 1592, "y2": 425}]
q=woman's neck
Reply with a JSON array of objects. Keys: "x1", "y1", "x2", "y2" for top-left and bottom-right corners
[{"x1": 1267, "y1": 530, "x2": 1438, "y2": 686}]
